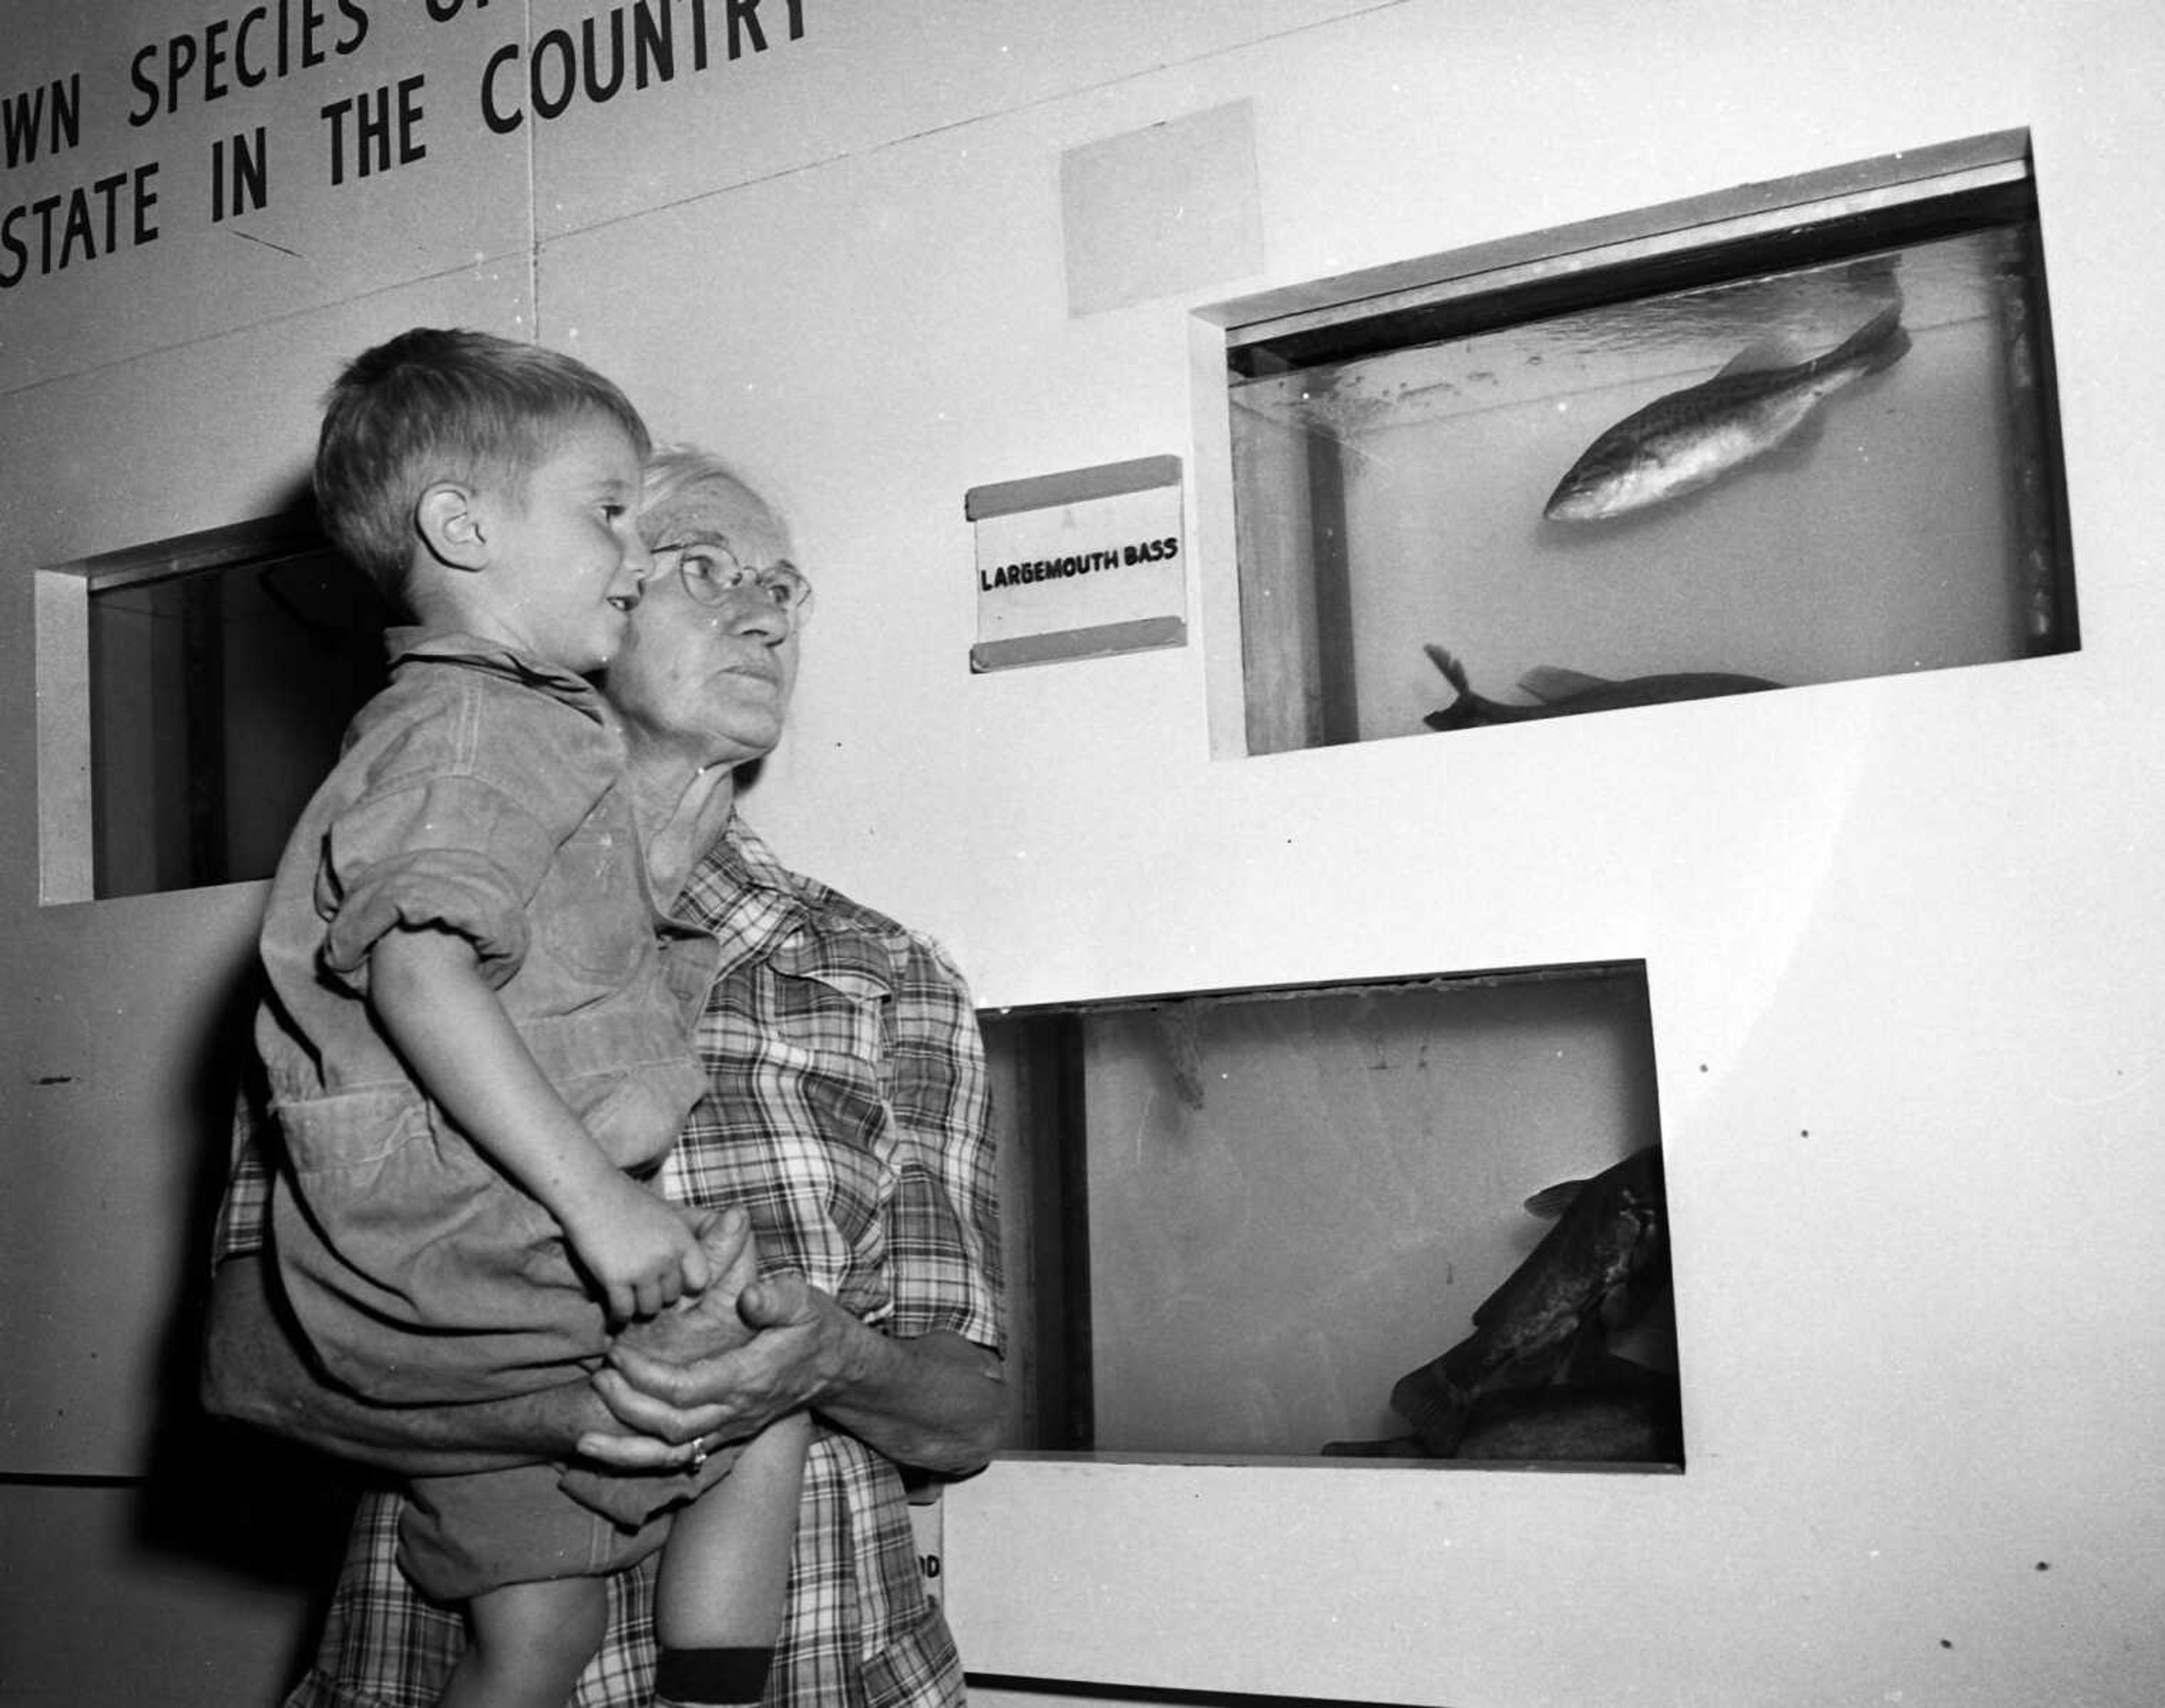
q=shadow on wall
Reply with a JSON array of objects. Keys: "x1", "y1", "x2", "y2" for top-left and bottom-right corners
[{"x1": 131, "y1": 921, "x2": 358, "y2": 1689}]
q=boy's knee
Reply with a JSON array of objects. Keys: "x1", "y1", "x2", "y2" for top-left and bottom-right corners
[{"x1": 468, "y1": 1575, "x2": 609, "y2": 1685}]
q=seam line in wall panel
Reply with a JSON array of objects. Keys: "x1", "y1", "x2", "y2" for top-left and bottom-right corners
[
  {"x1": 0, "y1": 257, "x2": 548, "y2": 406},
  {"x1": 524, "y1": 1, "x2": 542, "y2": 335},
  {"x1": 0, "y1": 1472, "x2": 145, "y2": 1489},
  {"x1": 966, "y1": 1676, "x2": 1424, "y2": 1707},
  {"x1": 540, "y1": 0, "x2": 1420, "y2": 249}
]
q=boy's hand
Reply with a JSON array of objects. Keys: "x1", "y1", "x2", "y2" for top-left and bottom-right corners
[{"x1": 562, "y1": 1171, "x2": 714, "y2": 1322}]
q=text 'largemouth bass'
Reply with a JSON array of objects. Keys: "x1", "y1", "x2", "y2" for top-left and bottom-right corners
[
  {"x1": 1422, "y1": 644, "x2": 1778, "y2": 730},
  {"x1": 1543, "y1": 302, "x2": 1910, "y2": 523}
]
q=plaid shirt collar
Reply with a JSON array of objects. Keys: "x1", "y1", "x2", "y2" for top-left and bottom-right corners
[{"x1": 677, "y1": 812, "x2": 820, "y2": 963}]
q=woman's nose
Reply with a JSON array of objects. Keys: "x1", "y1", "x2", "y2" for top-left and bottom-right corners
[{"x1": 727, "y1": 594, "x2": 793, "y2": 643}]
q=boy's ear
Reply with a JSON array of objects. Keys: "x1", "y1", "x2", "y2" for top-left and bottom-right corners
[{"x1": 416, "y1": 481, "x2": 489, "y2": 571}]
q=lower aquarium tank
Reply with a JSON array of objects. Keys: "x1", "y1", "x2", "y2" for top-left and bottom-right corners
[
  {"x1": 1219, "y1": 130, "x2": 2074, "y2": 754},
  {"x1": 983, "y1": 962, "x2": 1682, "y2": 1471}
]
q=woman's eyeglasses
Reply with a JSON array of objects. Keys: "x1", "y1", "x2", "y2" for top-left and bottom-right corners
[{"x1": 648, "y1": 539, "x2": 812, "y2": 618}]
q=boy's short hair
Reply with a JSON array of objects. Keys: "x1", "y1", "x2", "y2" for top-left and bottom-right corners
[{"x1": 314, "y1": 328, "x2": 651, "y2": 599}]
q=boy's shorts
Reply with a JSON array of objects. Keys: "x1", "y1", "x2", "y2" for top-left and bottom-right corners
[
  {"x1": 400, "y1": 1460, "x2": 698, "y2": 1601},
  {"x1": 272, "y1": 1057, "x2": 705, "y2": 1407}
]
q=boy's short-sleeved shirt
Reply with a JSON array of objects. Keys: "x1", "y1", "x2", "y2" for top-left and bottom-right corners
[{"x1": 255, "y1": 629, "x2": 710, "y2": 1405}]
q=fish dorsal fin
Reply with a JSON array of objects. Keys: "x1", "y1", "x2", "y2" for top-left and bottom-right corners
[
  {"x1": 1523, "y1": 1178, "x2": 1586, "y2": 1218},
  {"x1": 1713, "y1": 338, "x2": 1799, "y2": 378},
  {"x1": 1518, "y1": 666, "x2": 1609, "y2": 703},
  {"x1": 1424, "y1": 643, "x2": 1472, "y2": 694}
]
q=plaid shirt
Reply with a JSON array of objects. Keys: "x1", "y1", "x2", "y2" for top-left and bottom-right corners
[{"x1": 214, "y1": 816, "x2": 1004, "y2": 1707}]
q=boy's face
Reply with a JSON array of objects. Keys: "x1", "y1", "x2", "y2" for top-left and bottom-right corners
[{"x1": 472, "y1": 414, "x2": 651, "y2": 673}]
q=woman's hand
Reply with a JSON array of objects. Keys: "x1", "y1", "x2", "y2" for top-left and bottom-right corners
[{"x1": 576, "y1": 1270, "x2": 841, "y2": 1470}]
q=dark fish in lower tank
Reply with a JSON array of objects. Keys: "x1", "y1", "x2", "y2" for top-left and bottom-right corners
[
  {"x1": 1320, "y1": 1435, "x2": 1429, "y2": 1459},
  {"x1": 1450, "y1": 1359, "x2": 1682, "y2": 1462},
  {"x1": 1422, "y1": 644, "x2": 1777, "y2": 729},
  {"x1": 1544, "y1": 301, "x2": 1910, "y2": 523},
  {"x1": 1390, "y1": 1145, "x2": 1669, "y2": 1454},
  {"x1": 1331, "y1": 1359, "x2": 1680, "y2": 1463}
]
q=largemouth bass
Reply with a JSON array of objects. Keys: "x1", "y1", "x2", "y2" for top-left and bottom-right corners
[
  {"x1": 1390, "y1": 1145, "x2": 1668, "y2": 1454},
  {"x1": 1544, "y1": 302, "x2": 1910, "y2": 523},
  {"x1": 1450, "y1": 1366, "x2": 1682, "y2": 1463},
  {"x1": 1422, "y1": 643, "x2": 1777, "y2": 730},
  {"x1": 1327, "y1": 1359, "x2": 1680, "y2": 1463}
]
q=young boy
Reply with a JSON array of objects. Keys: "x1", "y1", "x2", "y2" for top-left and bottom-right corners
[{"x1": 254, "y1": 328, "x2": 806, "y2": 1708}]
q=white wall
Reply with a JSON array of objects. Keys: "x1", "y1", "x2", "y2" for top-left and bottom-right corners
[{"x1": 3, "y1": 2, "x2": 2161, "y2": 1703}]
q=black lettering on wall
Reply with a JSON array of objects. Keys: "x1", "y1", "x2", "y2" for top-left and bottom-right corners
[
  {"x1": 2, "y1": 74, "x2": 81, "y2": 167},
  {"x1": 211, "y1": 127, "x2": 268, "y2": 222},
  {"x1": 321, "y1": 74, "x2": 426, "y2": 187}
]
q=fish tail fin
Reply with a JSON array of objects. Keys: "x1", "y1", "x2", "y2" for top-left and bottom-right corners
[
  {"x1": 1860, "y1": 321, "x2": 1911, "y2": 375},
  {"x1": 1425, "y1": 643, "x2": 1470, "y2": 693},
  {"x1": 1423, "y1": 644, "x2": 1482, "y2": 731},
  {"x1": 1824, "y1": 302, "x2": 1910, "y2": 376}
]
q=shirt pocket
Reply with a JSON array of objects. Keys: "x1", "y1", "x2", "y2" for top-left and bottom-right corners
[
  {"x1": 525, "y1": 804, "x2": 650, "y2": 989},
  {"x1": 743, "y1": 933, "x2": 899, "y2": 1269},
  {"x1": 765, "y1": 931, "x2": 894, "y2": 1072}
]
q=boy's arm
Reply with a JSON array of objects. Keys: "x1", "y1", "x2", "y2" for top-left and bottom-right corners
[{"x1": 368, "y1": 924, "x2": 710, "y2": 1321}]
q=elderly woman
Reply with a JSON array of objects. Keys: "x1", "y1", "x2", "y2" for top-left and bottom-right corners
[{"x1": 204, "y1": 448, "x2": 1008, "y2": 1708}]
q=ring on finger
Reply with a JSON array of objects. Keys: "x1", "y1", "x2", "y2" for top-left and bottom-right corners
[{"x1": 688, "y1": 1439, "x2": 709, "y2": 1471}]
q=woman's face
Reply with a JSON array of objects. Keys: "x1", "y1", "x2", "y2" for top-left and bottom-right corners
[{"x1": 603, "y1": 477, "x2": 802, "y2": 769}]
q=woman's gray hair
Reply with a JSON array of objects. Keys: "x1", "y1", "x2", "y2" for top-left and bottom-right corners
[{"x1": 639, "y1": 444, "x2": 786, "y2": 543}]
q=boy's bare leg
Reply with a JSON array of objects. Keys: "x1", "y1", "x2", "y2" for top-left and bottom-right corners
[
  {"x1": 650, "y1": 1206, "x2": 810, "y2": 1706},
  {"x1": 652, "y1": 1411, "x2": 812, "y2": 1706},
  {"x1": 440, "y1": 1575, "x2": 607, "y2": 1708}
]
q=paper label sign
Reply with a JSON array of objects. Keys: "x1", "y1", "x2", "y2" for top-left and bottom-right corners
[
  {"x1": 967, "y1": 455, "x2": 1186, "y2": 672},
  {"x1": 909, "y1": 1492, "x2": 943, "y2": 1605}
]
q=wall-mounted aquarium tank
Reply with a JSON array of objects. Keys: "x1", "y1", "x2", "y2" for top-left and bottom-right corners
[
  {"x1": 38, "y1": 518, "x2": 388, "y2": 901},
  {"x1": 985, "y1": 962, "x2": 1682, "y2": 1471},
  {"x1": 1214, "y1": 130, "x2": 2074, "y2": 755}
]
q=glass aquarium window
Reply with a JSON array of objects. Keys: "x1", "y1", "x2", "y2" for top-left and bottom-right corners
[
  {"x1": 1220, "y1": 131, "x2": 2074, "y2": 754},
  {"x1": 78, "y1": 526, "x2": 388, "y2": 899},
  {"x1": 984, "y1": 962, "x2": 1682, "y2": 1470}
]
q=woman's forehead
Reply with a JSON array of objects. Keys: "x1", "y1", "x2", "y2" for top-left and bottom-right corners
[{"x1": 643, "y1": 482, "x2": 782, "y2": 549}]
